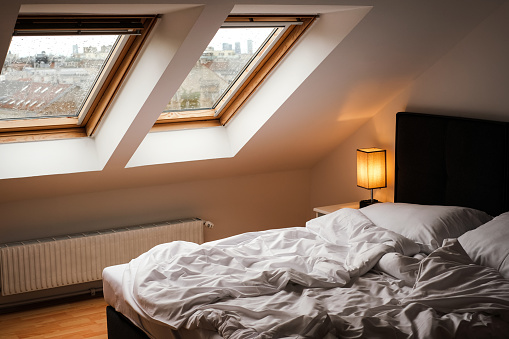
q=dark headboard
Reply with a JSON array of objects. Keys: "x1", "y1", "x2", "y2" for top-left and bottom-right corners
[{"x1": 395, "y1": 112, "x2": 509, "y2": 216}]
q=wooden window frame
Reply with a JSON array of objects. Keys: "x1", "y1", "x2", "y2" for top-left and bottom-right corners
[
  {"x1": 153, "y1": 15, "x2": 316, "y2": 131},
  {"x1": 0, "y1": 15, "x2": 158, "y2": 143}
]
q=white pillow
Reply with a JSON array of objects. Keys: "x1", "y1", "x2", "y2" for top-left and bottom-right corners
[
  {"x1": 305, "y1": 208, "x2": 358, "y2": 246},
  {"x1": 360, "y1": 203, "x2": 492, "y2": 253},
  {"x1": 458, "y1": 212, "x2": 509, "y2": 279}
]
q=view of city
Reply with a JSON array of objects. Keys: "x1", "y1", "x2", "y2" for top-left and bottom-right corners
[
  {"x1": 0, "y1": 35, "x2": 118, "y2": 120},
  {"x1": 0, "y1": 28, "x2": 275, "y2": 121},
  {"x1": 165, "y1": 27, "x2": 275, "y2": 112}
]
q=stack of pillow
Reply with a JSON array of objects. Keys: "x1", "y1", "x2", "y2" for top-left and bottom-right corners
[{"x1": 360, "y1": 203, "x2": 508, "y2": 279}]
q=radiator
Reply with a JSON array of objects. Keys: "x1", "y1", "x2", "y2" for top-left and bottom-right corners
[{"x1": 0, "y1": 218, "x2": 212, "y2": 296}]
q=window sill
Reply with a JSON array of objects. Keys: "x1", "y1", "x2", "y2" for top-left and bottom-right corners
[{"x1": 0, "y1": 127, "x2": 87, "y2": 144}]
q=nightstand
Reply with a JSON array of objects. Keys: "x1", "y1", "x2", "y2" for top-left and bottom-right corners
[{"x1": 313, "y1": 202, "x2": 359, "y2": 217}]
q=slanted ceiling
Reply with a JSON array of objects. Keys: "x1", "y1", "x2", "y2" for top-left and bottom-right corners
[{"x1": 0, "y1": 0, "x2": 504, "y2": 200}]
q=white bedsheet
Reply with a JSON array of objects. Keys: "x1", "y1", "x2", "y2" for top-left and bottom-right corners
[
  {"x1": 112, "y1": 209, "x2": 509, "y2": 338},
  {"x1": 103, "y1": 264, "x2": 220, "y2": 339}
]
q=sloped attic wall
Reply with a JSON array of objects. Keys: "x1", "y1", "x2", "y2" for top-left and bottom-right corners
[{"x1": 310, "y1": 0, "x2": 509, "y2": 209}]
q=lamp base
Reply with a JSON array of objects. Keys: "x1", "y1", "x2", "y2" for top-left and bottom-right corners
[{"x1": 359, "y1": 199, "x2": 380, "y2": 208}]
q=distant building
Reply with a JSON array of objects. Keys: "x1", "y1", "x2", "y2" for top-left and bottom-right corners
[
  {"x1": 247, "y1": 40, "x2": 253, "y2": 54},
  {"x1": 83, "y1": 46, "x2": 97, "y2": 53},
  {"x1": 4, "y1": 51, "x2": 18, "y2": 64},
  {"x1": 0, "y1": 80, "x2": 80, "y2": 118},
  {"x1": 165, "y1": 62, "x2": 228, "y2": 111},
  {"x1": 235, "y1": 42, "x2": 241, "y2": 54},
  {"x1": 82, "y1": 45, "x2": 113, "y2": 60},
  {"x1": 222, "y1": 43, "x2": 232, "y2": 51},
  {"x1": 201, "y1": 49, "x2": 236, "y2": 60},
  {"x1": 35, "y1": 51, "x2": 49, "y2": 64}
]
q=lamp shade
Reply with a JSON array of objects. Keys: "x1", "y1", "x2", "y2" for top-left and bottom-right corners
[{"x1": 357, "y1": 148, "x2": 387, "y2": 189}]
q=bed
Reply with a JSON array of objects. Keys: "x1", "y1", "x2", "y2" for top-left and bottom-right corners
[{"x1": 103, "y1": 112, "x2": 509, "y2": 338}]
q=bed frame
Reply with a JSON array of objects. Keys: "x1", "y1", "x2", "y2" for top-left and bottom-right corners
[
  {"x1": 106, "y1": 112, "x2": 509, "y2": 338},
  {"x1": 106, "y1": 306, "x2": 152, "y2": 339},
  {"x1": 395, "y1": 112, "x2": 509, "y2": 216}
]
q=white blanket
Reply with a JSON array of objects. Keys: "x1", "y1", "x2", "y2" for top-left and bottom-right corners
[{"x1": 122, "y1": 209, "x2": 509, "y2": 338}]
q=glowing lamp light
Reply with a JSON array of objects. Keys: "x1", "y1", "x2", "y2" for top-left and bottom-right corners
[{"x1": 357, "y1": 148, "x2": 386, "y2": 208}]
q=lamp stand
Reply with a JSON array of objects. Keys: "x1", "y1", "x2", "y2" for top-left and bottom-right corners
[{"x1": 359, "y1": 189, "x2": 380, "y2": 208}]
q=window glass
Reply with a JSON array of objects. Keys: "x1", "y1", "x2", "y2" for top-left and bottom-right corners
[
  {"x1": 0, "y1": 35, "x2": 118, "y2": 120},
  {"x1": 164, "y1": 27, "x2": 275, "y2": 112}
]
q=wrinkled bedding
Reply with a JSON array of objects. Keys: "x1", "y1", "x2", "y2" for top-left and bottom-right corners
[{"x1": 121, "y1": 209, "x2": 509, "y2": 338}]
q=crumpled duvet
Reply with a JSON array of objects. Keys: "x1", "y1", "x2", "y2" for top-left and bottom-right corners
[{"x1": 122, "y1": 209, "x2": 509, "y2": 338}]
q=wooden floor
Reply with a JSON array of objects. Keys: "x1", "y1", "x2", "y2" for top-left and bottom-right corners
[{"x1": 0, "y1": 296, "x2": 108, "y2": 339}]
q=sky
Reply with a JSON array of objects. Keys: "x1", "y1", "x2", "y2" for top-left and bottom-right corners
[
  {"x1": 8, "y1": 35, "x2": 118, "y2": 57},
  {"x1": 6, "y1": 27, "x2": 275, "y2": 59},
  {"x1": 208, "y1": 27, "x2": 274, "y2": 53}
]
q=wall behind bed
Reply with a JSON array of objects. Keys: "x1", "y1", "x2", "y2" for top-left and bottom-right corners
[
  {"x1": 0, "y1": 170, "x2": 310, "y2": 245},
  {"x1": 310, "y1": 1, "x2": 509, "y2": 210}
]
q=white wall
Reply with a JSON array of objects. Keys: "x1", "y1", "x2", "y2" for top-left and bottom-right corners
[
  {"x1": 310, "y1": 1, "x2": 509, "y2": 208},
  {"x1": 0, "y1": 169, "x2": 310, "y2": 244},
  {"x1": 405, "y1": 1, "x2": 509, "y2": 121}
]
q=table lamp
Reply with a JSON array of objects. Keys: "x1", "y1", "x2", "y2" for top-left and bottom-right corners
[{"x1": 357, "y1": 148, "x2": 386, "y2": 208}]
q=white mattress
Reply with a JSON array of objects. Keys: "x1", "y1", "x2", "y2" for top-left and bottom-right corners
[
  {"x1": 103, "y1": 263, "x2": 221, "y2": 339},
  {"x1": 102, "y1": 220, "x2": 417, "y2": 338},
  {"x1": 103, "y1": 263, "x2": 411, "y2": 339},
  {"x1": 102, "y1": 227, "x2": 300, "y2": 339},
  {"x1": 102, "y1": 208, "x2": 509, "y2": 338}
]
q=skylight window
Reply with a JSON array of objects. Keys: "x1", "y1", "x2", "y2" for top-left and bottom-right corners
[
  {"x1": 154, "y1": 15, "x2": 316, "y2": 131},
  {"x1": 0, "y1": 15, "x2": 157, "y2": 142},
  {"x1": 0, "y1": 35, "x2": 118, "y2": 121},
  {"x1": 165, "y1": 27, "x2": 275, "y2": 111}
]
